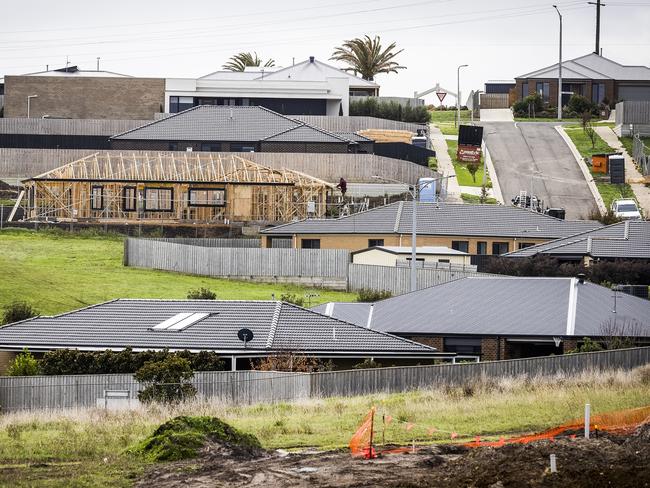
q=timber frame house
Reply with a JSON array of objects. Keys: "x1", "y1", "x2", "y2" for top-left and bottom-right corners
[{"x1": 18, "y1": 152, "x2": 333, "y2": 224}]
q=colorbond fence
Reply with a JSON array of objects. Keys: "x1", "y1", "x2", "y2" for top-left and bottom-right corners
[
  {"x1": 1, "y1": 347, "x2": 648, "y2": 412},
  {"x1": 0, "y1": 371, "x2": 310, "y2": 412},
  {"x1": 124, "y1": 238, "x2": 488, "y2": 293}
]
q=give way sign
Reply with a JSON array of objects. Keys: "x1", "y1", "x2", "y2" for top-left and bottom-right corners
[{"x1": 436, "y1": 91, "x2": 447, "y2": 103}]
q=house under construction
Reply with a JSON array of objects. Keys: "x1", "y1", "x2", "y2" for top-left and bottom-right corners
[{"x1": 18, "y1": 152, "x2": 334, "y2": 224}]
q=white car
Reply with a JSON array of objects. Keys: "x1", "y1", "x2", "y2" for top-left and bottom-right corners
[{"x1": 611, "y1": 199, "x2": 641, "y2": 220}]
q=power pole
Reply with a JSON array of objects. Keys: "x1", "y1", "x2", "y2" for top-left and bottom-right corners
[{"x1": 587, "y1": 0, "x2": 606, "y2": 55}]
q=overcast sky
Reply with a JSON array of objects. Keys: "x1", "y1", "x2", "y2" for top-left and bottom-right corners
[{"x1": 2, "y1": 0, "x2": 649, "y2": 104}]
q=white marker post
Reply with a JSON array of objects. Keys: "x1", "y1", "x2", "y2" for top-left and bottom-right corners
[
  {"x1": 584, "y1": 403, "x2": 591, "y2": 439},
  {"x1": 550, "y1": 454, "x2": 557, "y2": 473}
]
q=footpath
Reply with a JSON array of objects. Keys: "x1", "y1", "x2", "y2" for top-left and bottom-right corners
[{"x1": 429, "y1": 125, "x2": 462, "y2": 203}]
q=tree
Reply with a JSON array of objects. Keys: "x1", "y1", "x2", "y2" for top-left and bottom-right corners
[
  {"x1": 7, "y1": 348, "x2": 41, "y2": 376},
  {"x1": 2, "y1": 301, "x2": 38, "y2": 325},
  {"x1": 479, "y1": 184, "x2": 489, "y2": 204},
  {"x1": 187, "y1": 287, "x2": 217, "y2": 299},
  {"x1": 466, "y1": 161, "x2": 480, "y2": 183},
  {"x1": 582, "y1": 111, "x2": 597, "y2": 149},
  {"x1": 222, "y1": 52, "x2": 275, "y2": 72},
  {"x1": 134, "y1": 356, "x2": 197, "y2": 404},
  {"x1": 330, "y1": 35, "x2": 405, "y2": 81}
]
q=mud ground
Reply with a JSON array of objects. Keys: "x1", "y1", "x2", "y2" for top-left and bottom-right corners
[{"x1": 137, "y1": 427, "x2": 650, "y2": 488}]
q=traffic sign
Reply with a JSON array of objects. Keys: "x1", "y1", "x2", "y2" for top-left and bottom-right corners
[{"x1": 436, "y1": 91, "x2": 447, "y2": 103}]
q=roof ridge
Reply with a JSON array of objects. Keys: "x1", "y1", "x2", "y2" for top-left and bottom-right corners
[
  {"x1": 266, "y1": 301, "x2": 283, "y2": 348},
  {"x1": 110, "y1": 106, "x2": 202, "y2": 139}
]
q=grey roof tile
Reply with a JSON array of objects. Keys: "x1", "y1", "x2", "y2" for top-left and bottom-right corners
[
  {"x1": 0, "y1": 299, "x2": 441, "y2": 356},
  {"x1": 262, "y1": 201, "x2": 603, "y2": 239}
]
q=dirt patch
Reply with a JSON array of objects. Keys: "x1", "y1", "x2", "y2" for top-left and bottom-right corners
[{"x1": 136, "y1": 433, "x2": 650, "y2": 488}]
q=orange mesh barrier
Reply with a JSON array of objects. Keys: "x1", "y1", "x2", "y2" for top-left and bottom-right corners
[{"x1": 349, "y1": 408, "x2": 376, "y2": 459}]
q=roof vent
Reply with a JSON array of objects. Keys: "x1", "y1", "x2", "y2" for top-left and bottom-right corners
[
  {"x1": 309, "y1": 56, "x2": 315, "y2": 63},
  {"x1": 229, "y1": 108, "x2": 233, "y2": 120},
  {"x1": 152, "y1": 312, "x2": 210, "y2": 331},
  {"x1": 577, "y1": 273, "x2": 586, "y2": 285}
]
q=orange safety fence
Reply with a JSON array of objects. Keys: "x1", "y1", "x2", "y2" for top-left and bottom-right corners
[{"x1": 349, "y1": 404, "x2": 650, "y2": 457}]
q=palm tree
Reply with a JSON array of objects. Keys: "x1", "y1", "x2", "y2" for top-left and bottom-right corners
[
  {"x1": 222, "y1": 52, "x2": 275, "y2": 72},
  {"x1": 330, "y1": 35, "x2": 405, "y2": 81}
]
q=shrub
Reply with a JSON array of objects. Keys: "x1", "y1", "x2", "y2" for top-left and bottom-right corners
[
  {"x1": 2, "y1": 301, "x2": 38, "y2": 325},
  {"x1": 253, "y1": 352, "x2": 333, "y2": 372},
  {"x1": 135, "y1": 356, "x2": 196, "y2": 404},
  {"x1": 356, "y1": 288, "x2": 392, "y2": 302},
  {"x1": 7, "y1": 348, "x2": 41, "y2": 376},
  {"x1": 279, "y1": 293, "x2": 305, "y2": 307},
  {"x1": 353, "y1": 358, "x2": 383, "y2": 369},
  {"x1": 349, "y1": 98, "x2": 430, "y2": 123},
  {"x1": 512, "y1": 93, "x2": 543, "y2": 117},
  {"x1": 567, "y1": 337, "x2": 604, "y2": 354},
  {"x1": 186, "y1": 287, "x2": 217, "y2": 299},
  {"x1": 131, "y1": 416, "x2": 262, "y2": 462},
  {"x1": 567, "y1": 94, "x2": 597, "y2": 116}
]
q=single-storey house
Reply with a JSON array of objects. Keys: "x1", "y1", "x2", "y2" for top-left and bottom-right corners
[
  {"x1": 504, "y1": 220, "x2": 650, "y2": 265},
  {"x1": 312, "y1": 276, "x2": 650, "y2": 360},
  {"x1": 351, "y1": 246, "x2": 472, "y2": 269},
  {"x1": 514, "y1": 53, "x2": 650, "y2": 107},
  {"x1": 261, "y1": 201, "x2": 603, "y2": 259},
  {"x1": 165, "y1": 56, "x2": 379, "y2": 116},
  {"x1": 0, "y1": 299, "x2": 452, "y2": 373},
  {"x1": 110, "y1": 105, "x2": 373, "y2": 154}
]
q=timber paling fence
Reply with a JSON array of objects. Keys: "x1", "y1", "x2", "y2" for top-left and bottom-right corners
[
  {"x1": 0, "y1": 347, "x2": 648, "y2": 412},
  {"x1": 123, "y1": 238, "x2": 489, "y2": 293}
]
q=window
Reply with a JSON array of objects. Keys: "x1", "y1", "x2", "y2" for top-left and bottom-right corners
[
  {"x1": 536, "y1": 82, "x2": 550, "y2": 102},
  {"x1": 492, "y1": 242, "x2": 510, "y2": 255},
  {"x1": 169, "y1": 96, "x2": 194, "y2": 113},
  {"x1": 200, "y1": 143, "x2": 222, "y2": 152},
  {"x1": 188, "y1": 188, "x2": 225, "y2": 207},
  {"x1": 476, "y1": 241, "x2": 488, "y2": 255},
  {"x1": 522, "y1": 82, "x2": 528, "y2": 99},
  {"x1": 518, "y1": 242, "x2": 535, "y2": 250},
  {"x1": 230, "y1": 143, "x2": 256, "y2": 152},
  {"x1": 406, "y1": 257, "x2": 426, "y2": 268},
  {"x1": 451, "y1": 240, "x2": 469, "y2": 253},
  {"x1": 122, "y1": 187, "x2": 137, "y2": 212},
  {"x1": 169, "y1": 142, "x2": 179, "y2": 151},
  {"x1": 443, "y1": 337, "x2": 482, "y2": 355},
  {"x1": 592, "y1": 82, "x2": 606, "y2": 104},
  {"x1": 301, "y1": 239, "x2": 320, "y2": 249},
  {"x1": 368, "y1": 239, "x2": 384, "y2": 247},
  {"x1": 144, "y1": 188, "x2": 173, "y2": 212},
  {"x1": 90, "y1": 186, "x2": 103, "y2": 210},
  {"x1": 438, "y1": 259, "x2": 450, "y2": 263}
]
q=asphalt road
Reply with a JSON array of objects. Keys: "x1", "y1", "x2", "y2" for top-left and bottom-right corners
[{"x1": 483, "y1": 122, "x2": 597, "y2": 220}]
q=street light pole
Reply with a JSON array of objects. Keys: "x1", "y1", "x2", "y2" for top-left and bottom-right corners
[
  {"x1": 553, "y1": 5, "x2": 563, "y2": 120},
  {"x1": 372, "y1": 174, "x2": 455, "y2": 293},
  {"x1": 456, "y1": 64, "x2": 468, "y2": 128},
  {"x1": 26, "y1": 94, "x2": 38, "y2": 118}
]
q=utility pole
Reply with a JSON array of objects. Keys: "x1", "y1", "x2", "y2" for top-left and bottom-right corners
[
  {"x1": 553, "y1": 5, "x2": 563, "y2": 120},
  {"x1": 587, "y1": 0, "x2": 606, "y2": 55},
  {"x1": 456, "y1": 64, "x2": 468, "y2": 128}
]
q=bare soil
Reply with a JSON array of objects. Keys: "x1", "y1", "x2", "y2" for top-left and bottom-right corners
[{"x1": 136, "y1": 426, "x2": 650, "y2": 488}]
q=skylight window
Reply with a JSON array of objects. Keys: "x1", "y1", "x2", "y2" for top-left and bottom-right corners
[{"x1": 152, "y1": 312, "x2": 210, "y2": 331}]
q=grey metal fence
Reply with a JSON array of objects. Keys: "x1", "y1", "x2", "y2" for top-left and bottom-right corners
[
  {"x1": 1, "y1": 347, "x2": 648, "y2": 411},
  {"x1": 633, "y1": 133, "x2": 650, "y2": 176},
  {"x1": 124, "y1": 238, "x2": 350, "y2": 279},
  {"x1": 310, "y1": 346, "x2": 650, "y2": 398},
  {"x1": 347, "y1": 263, "x2": 491, "y2": 295},
  {"x1": 0, "y1": 118, "x2": 147, "y2": 136},
  {"x1": 0, "y1": 371, "x2": 310, "y2": 411}
]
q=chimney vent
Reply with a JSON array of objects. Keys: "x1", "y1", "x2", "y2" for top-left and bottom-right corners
[
  {"x1": 309, "y1": 56, "x2": 315, "y2": 63},
  {"x1": 577, "y1": 273, "x2": 586, "y2": 284}
]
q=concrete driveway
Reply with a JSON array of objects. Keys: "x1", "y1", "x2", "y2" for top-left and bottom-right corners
[
  {"x1": 479, "y1": 109, "x2": 514, "y2": 122},
  {"x1": 482, "y1": 122, "x2": 597, "y2": 220}
]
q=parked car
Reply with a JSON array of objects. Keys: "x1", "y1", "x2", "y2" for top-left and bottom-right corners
[{"x1": 611, "y1": 199, "x2": 641, "y2": 220}]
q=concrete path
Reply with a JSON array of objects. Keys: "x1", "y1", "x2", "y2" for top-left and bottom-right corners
[
  {"x1": 482, "y1": 122, "x2": 598, "y2": 219},
  {"x1": 430, "y1": 125, "x2": 463, "y2": 203},
  {"x1": 595, "y1": 126, "x2": 650, "y2": 215},
  {"x1": 479, "y1": 109, "x2": 514, "y2": 122}
]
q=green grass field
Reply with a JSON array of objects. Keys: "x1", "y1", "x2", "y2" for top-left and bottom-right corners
[
  {"x1": 461, "y1": 193, "x2": 498, "y2": 205},
  {"x1": 428, "y1": 110, "x2": 471, "y2": 136},
  {"x1": 0, "y1": 229, "x2": 354, "y2": 317},
  {"x1": 0, "y1": 367, "x2": 647, "y2": 486},
  {"x1": 446, "y1": 140, "x2": 489, "y2": 187}
]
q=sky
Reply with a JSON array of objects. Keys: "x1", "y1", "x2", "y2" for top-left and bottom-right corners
[{"x1": 1, "y1": 0, "x2": 649, "y2": 105}]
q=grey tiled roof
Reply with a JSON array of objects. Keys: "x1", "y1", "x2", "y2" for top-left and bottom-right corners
[
  {"x1": 0, "y1": 299, "x2": 441, "y2": 357},
  {"x1": 312, "y1": 277, "x2": 650, "y2": 338},
  {"x1": 111, "y1": 105, "x2": 353, "y2": 144},
  {"x1": 334, "y1": 131, "x2": 374, "y2": 143},
  {"x1": 504, "y1": 220, "x2": 650, "y2": 259},
  {"x1": 262, "y1": 201, "x2": 603, "y2": 239}
]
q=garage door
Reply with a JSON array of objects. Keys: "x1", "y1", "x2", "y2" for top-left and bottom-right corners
[{"x1": 618, "y1": 85, "x2": 650, "y2": 101}]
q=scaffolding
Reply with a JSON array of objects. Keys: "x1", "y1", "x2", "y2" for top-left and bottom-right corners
[{"x1": 18, "y1": 152, "x2": 334, "y2": 224}]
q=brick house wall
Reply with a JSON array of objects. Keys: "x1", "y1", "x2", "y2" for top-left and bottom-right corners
[
  {"x1": 513, "y1": 78, "x2": 616, "y2": 106},
  {"x1": 4, "y1": 76, "x2": 165, "y2": 119}
]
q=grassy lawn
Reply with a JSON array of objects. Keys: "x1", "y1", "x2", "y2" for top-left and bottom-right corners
[
  {"x1": 595, "y1": 183, "x2": 637, "y2": 209},
  {"x1": 429, "y1": 109, "x2": 471, "y2": 136},
  {"x1": 446, "y1": 140, "x2": 490, "y2": 187},
  {"x1": 0, "y1": 367, "x2": 647, "y2": 486},
  {"x1": 0, "y1": 229, "x2": 354, "y2": 317},
  {"x1": 461, "y1": 193, "x2": 498, "y2": 205},
  {"x1": 620, "y1": 135, "x2": 650, "y2": 158}
]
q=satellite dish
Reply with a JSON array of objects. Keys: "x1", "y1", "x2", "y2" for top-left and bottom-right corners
[{"x1": 237, "y1": 328, "x2": 254, "y2": 346}]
